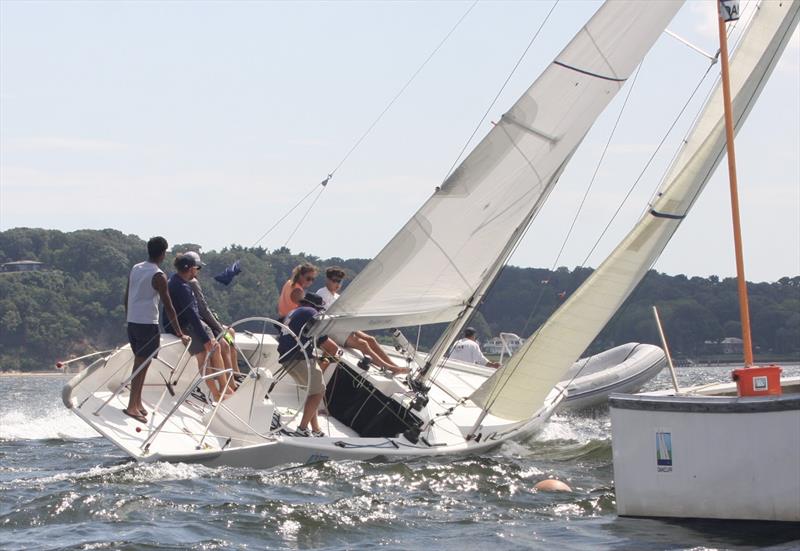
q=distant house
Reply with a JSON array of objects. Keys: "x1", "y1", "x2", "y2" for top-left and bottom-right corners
[
  {"x1": 720, "y1": 337, "x2": 743, "y2": 355},
  {"x1": 1, "y1": 260, "x2": 44, "y2": 273},
  {"x1": 484, "y1": 333, "x2": 525, "y2": 356},
  {"x1": 703, "y1": 336, "x2": 744, "y2": 355}
]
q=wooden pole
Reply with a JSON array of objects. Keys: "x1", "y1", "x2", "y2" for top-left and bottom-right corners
[
  {"x1": 653, "y1": 306, "x2": 680, "y2": 394},
  {"x1": 717, "y1": 2, "x2": 754, "y2": 367}
]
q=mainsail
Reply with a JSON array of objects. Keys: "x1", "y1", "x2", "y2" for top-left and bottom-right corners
[
  {"x1": 315, "y1": 1, "x2": 684, "y2": 337},
  {"x1": 470, "y1": 0, "x2": 800, "y2": 421}
]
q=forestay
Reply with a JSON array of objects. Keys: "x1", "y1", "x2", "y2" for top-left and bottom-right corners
[
  {"x1": 314, "y1": 1, "x2": 685, "y2": 337},
  {"x1": 471, "y1": 0, "x2": 800, "y2": 421}
]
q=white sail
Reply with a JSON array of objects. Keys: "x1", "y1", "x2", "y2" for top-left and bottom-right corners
[
  {"x1": 470, "y1": 0, "x2": 800, "y2": 421},
  {"x1": 315, "y1": 1, "x2": 684, "y2": 337}
]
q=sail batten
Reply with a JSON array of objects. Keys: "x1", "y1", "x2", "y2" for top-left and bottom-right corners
[
  {"x1": 315, "y1": 1, "x2": 685, "y2": 338},
  {"x1": 470, "y1": 0, "x2": 800, "y2": 421}
]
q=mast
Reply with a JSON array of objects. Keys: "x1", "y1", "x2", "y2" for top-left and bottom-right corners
[{"x1": 717, "y1": 0, "x2": 754, "y2": 367}]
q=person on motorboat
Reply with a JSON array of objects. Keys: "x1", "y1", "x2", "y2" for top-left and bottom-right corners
[
  {"x1": 123, "y1": 236, "x2": 189, "y2": 424},
  {"x1": 163, "y1": 253, "x2": 233, "y2": 402},
  {"x1": 276, "y1": 292, "x2": 344, "y2": 437},
  {"x1": 449, "y1": 327, "x2": 501, "y2": 368},
  {"x1": 183, "y1": 251, "x2": 240, "y2": 381},
  {"x1": 316, "y1": 266, "x2": 408, "y2": 375},
  {"x1": 277, "y1": 262, "x2": 318, "y2": 320}
]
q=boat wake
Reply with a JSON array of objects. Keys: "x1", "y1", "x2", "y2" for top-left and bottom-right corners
[
  {"x1": 496, "y1": 413, "x2": 612, "y2": 464},
  {"x1": 0, "y1": 404, "x2": 98, "y2": 441}
]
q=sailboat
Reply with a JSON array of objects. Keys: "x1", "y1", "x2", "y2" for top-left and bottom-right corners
[
  {"x1": 61, "y1": 0, "x2": 793, "y2": 472},
  {"x1": 62, "y1": 0, "x2": 684, "y2": 467},
  {"x1": 608, "y1": 0, "x2": 800, "y2": 522}
]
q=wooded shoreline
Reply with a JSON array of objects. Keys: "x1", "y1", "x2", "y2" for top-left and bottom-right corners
[{"x1": 2, "y1": 228, "x2": 798, "y2": 372}]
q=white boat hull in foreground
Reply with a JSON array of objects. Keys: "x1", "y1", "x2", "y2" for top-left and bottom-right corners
[
  {"x1": 610, "y1": 377, "x2": 800, "y2": 522},
  {"x1": 62, "y1": 331, "x2": 561, "y2": 469}
]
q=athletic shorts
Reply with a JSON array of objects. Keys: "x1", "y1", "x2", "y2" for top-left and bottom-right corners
[
  {"x1": 280, "y1": 358, "x2": 325, "y2": 395},
  {"x1": 127, "y1": 323, "x2": 160, "y2": 359},
  {"x1": 186, "y1": 321, "x2": 215, "y2": 356}
]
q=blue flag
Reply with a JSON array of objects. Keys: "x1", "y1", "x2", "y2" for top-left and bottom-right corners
[{"x1": 214, "y1": 260, "x2": 242, "y2": 285}]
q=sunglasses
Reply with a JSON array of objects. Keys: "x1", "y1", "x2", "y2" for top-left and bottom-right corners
[
  {"x1": 329, "y1": 278, "x2": 343, "y2": 283},
  {"x1": 303, "y1": 275, "x2": 315, "y2": 282}
]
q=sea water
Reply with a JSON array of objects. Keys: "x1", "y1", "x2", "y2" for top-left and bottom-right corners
[{"x1": 1, "y1": 365, "x2": 799, "y2": 550}]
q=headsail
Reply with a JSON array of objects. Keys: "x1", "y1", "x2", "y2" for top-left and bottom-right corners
[
  {"x1": 470, "y1": 0, "x2": 800, "y2": 421},
  {"x1": 315, "y1": 1, "x2": 684, "y2": 337}
]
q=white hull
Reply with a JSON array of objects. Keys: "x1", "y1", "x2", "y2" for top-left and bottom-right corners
[
  {"x1": 610, "y1": 377, "x2": 800, "y2": 522},
  {"x1": 559, "y1": 343, "x2": 665, "y2": 410},
  {"x1": 63, "y1": 330, "x2": 561, "y2": 469}
]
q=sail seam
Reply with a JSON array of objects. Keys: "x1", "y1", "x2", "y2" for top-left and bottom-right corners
[{"x1": 553, "y1": 61, "x2": 627, "y2": 82}]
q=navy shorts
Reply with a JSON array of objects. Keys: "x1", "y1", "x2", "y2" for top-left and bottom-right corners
[{"x1": 127, "y1": 323, "x2": 160, "y2": 359}]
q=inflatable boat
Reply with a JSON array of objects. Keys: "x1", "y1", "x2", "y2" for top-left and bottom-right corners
[{"x1": 559, "y1": 343, "x2": 666, "y2": 410}]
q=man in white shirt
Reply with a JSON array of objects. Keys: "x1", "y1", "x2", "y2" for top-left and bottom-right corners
[
  {"x1": 449, "y1": 327, "x2": 500, "y2": 368},
  {"x1": 123, "y1": 236, "x2": 189, "y2": 423},
  {"x1": 316, "y1": 266, "x2": 344, "y2": 310}
]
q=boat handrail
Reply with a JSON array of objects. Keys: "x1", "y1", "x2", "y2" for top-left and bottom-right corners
[
  {"x1": 144, "y1": 315, "x2": 313, "y2": 452},
  {"x1": 91, "y1": 339, "x2": 192, "y2": 415},
  {"x1": 197, "y1": 365, "x2": 237, "y2": 449},
  {"x1": 141, "y1": 368, "x2": 233, "y2": 452}
]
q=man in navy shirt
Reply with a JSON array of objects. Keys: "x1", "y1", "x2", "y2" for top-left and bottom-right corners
[
  {"x1": 277, "y1": 292, "x2": 342, "y2": 437},
  {"x1": 164, "y1": 253, "x2": 232, "y2": 401}
]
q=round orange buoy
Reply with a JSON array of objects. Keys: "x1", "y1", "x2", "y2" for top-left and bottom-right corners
[{"x1": 534, "y1": 479, "x2": 572, "y2": 492}]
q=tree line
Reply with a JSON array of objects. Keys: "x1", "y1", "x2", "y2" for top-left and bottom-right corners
[{"x1": 0, "y1": 228, "x2": 797, "y2": 371}]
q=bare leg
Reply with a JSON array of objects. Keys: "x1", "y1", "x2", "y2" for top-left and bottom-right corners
[
  {"x1": 300, "y1": 392, "x2": 324, "y2": 432},
  {"x1": 346, "y1": 333, "x2": 408, "y2": 374},
  {"x1": 195, "y1": 350, "x2": 222, "y2": 401},
  {"x1": 354, "y1": 331, "x2": 402, "y2": 369},
  {"x1": 218, "y1": 339, "x2": 233, "y2": 371},
  {"x1": 125, "y1": 355, "x2": 150, "y2": 416},
  {"x1": 226, "y1": 328, "x2": 240, "y2": 374},
  {"x1": 210, "y1": 345, "x2": 234, "y2": 396}
]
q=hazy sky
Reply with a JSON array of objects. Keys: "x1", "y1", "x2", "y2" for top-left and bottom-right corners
[{"x1": 1, "y1": 1, "x2": 798, "y2": 282}]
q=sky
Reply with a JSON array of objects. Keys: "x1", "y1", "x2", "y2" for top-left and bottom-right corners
[{"x1": 1, "y1": 0, "x2": 798, "y2": 282}]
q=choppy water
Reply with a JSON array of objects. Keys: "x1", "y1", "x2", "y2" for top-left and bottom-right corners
[{"x1": 2, "y1": 365, "x2": 799, "y2": 550}]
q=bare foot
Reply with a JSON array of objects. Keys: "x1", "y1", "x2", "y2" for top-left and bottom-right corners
[{"x1": 123, "y1": 409, "x2": 147, "y2": 423}]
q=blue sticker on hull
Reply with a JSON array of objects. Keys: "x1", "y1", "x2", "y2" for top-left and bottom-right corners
[{"x1": 656, "y1": 431, "x2": 672, "y2": 471}]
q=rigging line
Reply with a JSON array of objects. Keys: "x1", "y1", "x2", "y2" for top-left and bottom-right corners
[
  {"x1": 580, "y1": 62, "x2": 716, "y2": 268},
  {"x1": 440, "y1": 0, "x2": 560, "y2": 183},
  {"x1": 284, "y1": 185, "x2": 327, "y2": 248},
  {"x1": 515, "y1": 65, "x2": 646, "y2": 339},
  {"x1": 477, "y1": 55, "x2": 722, "y2": 416},
  {"x1": 654, "y1": 0, "x2": 797, "y2": 236},
  {"x1": 648, "y1": 0, "x2": 752, "y2": 207},
  {"x1": 554, "y1": 65, "x2": 643, "y2": 270},
  {"x1": 330, "y1": 0, "x2": 479, "y2": 177},
  {"x1": 480, "y1": 20, "x2": 743, "y2": 412},
  {"x1": 644, "y1": 0, "x2": 751, "y2": 208},
  {"x1": 250, "y1": 2, "x2": 478, "y2": 251},
  {"x1": 251, "y1": 181, "x2": 323, "y2": 248},
  {"x1": 578, "y1": 7, "x2": 749, "y2": 266}
]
